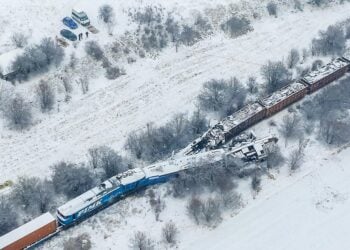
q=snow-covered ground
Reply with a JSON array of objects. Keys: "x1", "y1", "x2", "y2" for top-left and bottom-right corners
[
  {"x1": 1, "y1": 0, "x2": 350, "y2": 249},
  {"x1": 1, "y1": 1, "x2": 350, "y2": 184}
]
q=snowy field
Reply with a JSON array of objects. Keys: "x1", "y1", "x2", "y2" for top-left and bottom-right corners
[
  {"x1": 1, "y1": 1, "x2": 350, "y2": 184},
  {"x1": 1, "y1": 0, "x2": 350, "y2": 249}
]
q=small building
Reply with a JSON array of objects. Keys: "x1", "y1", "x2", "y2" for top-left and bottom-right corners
[{"x1": 0, "y1": 49, "x2": 23, "y2": 82}]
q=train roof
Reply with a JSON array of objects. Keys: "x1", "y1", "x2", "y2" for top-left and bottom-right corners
[
  {"x1": 259, "y1": 81, "x2": 307, "y2": 108},
  {"x1": 0, "y1": 212, "x2": 55, "y2": 249},
  {"x1": 215, "y1": 102, "x2": 265, "y2": 133},
  {"x1": 58, "y1": 168, "x2": 145, "y2": 216},
  {"x1": 143, "y1": 149, "x2": 225, "y2": 177},
  {"x1": 302, "y1": 57, "x2": 349, "y2": 85}
]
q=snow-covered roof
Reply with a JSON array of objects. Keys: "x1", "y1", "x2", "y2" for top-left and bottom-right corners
[
  {"x1": 216, "y1": 102, "x2": 265, "y2": 133},
  {"x1": 143, "y1": 149, "x2": 225, "y2": 177},
  {"x1": 58, "y1": 169, "x2": 145, "y2": 216},
  {"x1": 0, "y1": 48, "x2": 23, "y2": 75},
  {"x1": 260, "y1": 82, "x2": 307, "y2": 108},
  {"x1": 302, "y1": 58, "x2": 350, "y2": 85},
  {"x1": 0, "y1": 212, "x2": 55, "y2": 249}
]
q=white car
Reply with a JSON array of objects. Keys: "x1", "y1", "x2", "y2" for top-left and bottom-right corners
[{"x1": 72, "y1": 8, "x2": 90, "y2": 26}]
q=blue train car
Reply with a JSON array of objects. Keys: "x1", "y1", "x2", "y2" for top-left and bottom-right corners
[{"x1": 57, "y1": 168, "x2": 147, "y2": 226}]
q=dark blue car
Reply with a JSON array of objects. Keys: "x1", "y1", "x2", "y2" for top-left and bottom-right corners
[
  {"x1": 62, "y1": 17, "x2": 78, "y2": 29},
  {"x1": 60, "y1": 29, "x2": 77, "y2": 41}
]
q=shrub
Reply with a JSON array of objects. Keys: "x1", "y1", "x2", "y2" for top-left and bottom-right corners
[
  {"x1": 267, "y1": 2, "x2": 278, "y2": 17},
  {"x1": 261, "y1": 61, "x2": 291, "y2": 94},
  {"x1": 105, "y1": 66, "x2": 123, "y2": 80},
  {"x1": 198, "y1": 78, "x2": 247, "y2": 116},
  {"x1": 0, "y1": 197, "x2": 19, "y2": 236},
  {"x1": 162, "y1": 222, "x2": 178, "y2": 244},
  {"x1": 221, "y1": 16, "x2": 253, "y2": 38},
  {"x1": 51, "y1": 162, "x2": 95, "y2": 198},
  {"x1": 311, "y1": 25, "x2": 345, "y2": 56},
  {"x1": 85, "y1": 41, "x2": 104, "y2": 61},
  {"x1": 12, "y1": 177, "x2": 55, "y2": 215},
  {"x1": 11, "y1": 38, "x2": 64, "y2": 81},
  {"x1": 3, "y1": 94, "x2": 32, "y2": 130},
  {"x1": 63, "y1": 233, "x2": 92, "y2": 250},
  {"x1": 11, "y1": 33, "x2": 28, "y2": 48},
  {"x1": 129, "y1": 231, "x2": 155, "y2": 250},
  {"x1": 36, "y1": 80, "x2": 55, "y2": 112}
]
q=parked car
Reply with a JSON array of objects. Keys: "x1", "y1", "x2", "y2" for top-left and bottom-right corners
[
  {"x1": 60, "y1": 29, "x2": 77, "y2": 41},
  {"x1": 72, "y1": 8, "x2": 90, "y2": 26},
  {"x1": 62, "y1": 17, "x2": 78, "y2": 29}
]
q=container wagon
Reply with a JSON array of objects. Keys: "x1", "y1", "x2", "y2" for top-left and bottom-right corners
[
  {"x1": 301, "y1": 57, "x2": 350, "y2": 93},
  {"x1": 259, "y1": 81, "x2": 308, "y2": 117},
  {"x1": 0, "y1": 213, "x2": 57, "y2": 250}
]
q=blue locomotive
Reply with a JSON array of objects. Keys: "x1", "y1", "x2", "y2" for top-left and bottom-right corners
[{"x1": 56, "y1": 149, "x2": 229, "y2": 226}]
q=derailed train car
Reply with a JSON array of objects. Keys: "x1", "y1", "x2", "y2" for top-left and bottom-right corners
[{"x1": 186, "y1": 56, "x2": 350, "y2": 155}]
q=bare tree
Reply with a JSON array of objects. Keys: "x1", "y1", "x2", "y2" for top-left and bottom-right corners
[
  {"x1": 202, "y1": 197, "x2": 221, "y2": 225},
  {"x1": 99, "y1": 5, "x2": 116, "y2": 35},
  {"x1": 0, "y1": 197, "x2": 19, "y2": 236},
  {"x1": 69, "y1": 52, "x2": 77, "y2": 69},
  {"x1": 179, "y1": 25, "x2": 201, "y2": 46},
  {"x1": 288, "y1": 141, "x2": 305, "y2": 173},
  {"x1": 220, "y1": 191, "x2": 242, "y2": 210},
  {"x1": 247, "y1": 76, "x2": 258, "y2": 94},
  {"x1": 11, "y1": 33, "x2": 28, "y2": 48},
  {"x1": 265, "y1": 144, "x2": 284, "y2": 169},
  {"x1": 4, "y1": 94, "x2": 32, "y2": 130},
  {"x1": 287, "y1": 49, "x2": 300, "y2": 69},
  {"x1": 162, "y1": 222, "x2": 178, "y2": 244},
  {"x1": 221, "y1": 16, "x2": 252, "y2": 38},
  {"x1": 36, "y1": 80, "x2": 55, "y2": 112},
  {"x1": 63, "y1": 233, "x2": 92, "y2": 250},
  {"x1": 198, "y1": 78, "x2": 247, "y2": 116},
  {"x1": 267, "y1": 2, "x2": 278, "y2": 17},
  {"x1": 12, "y1": 177, "x2": 55, "y2": 215},
  {"x1": 187, "y1": 196, "x2": 203, "y2": 224},
  {"x1": 251, "y1": 176, "x2": 261, "y2": 192},
  {"x1": 279, "y1": 114, "x2": 302, "y2": 146},
  {"x1": 105, "y1": 66, "x2": 123, "y2": 80},
  {"x1": 312, "y1": 25, "x2": 345, "y2": 56},
  {"x1": 85, "y1": 41, "x2": 104, "y2": 61},
  {"x1": 261, "y1": 61, "x2": 291, "y2": 94},
  {"x1": 129, "y1": 231, "x2": 155, "y2": 250},
  {"x1": 76, "y1": 77, "x2": 89, "y2": 94},
  {"x1": 51, "y1": 162, "x2": 95, "y2": 198},
  {"x1": 311, "y1": 59, "x2": 323, "y2": 71},
  {"x1": 294, "y1": 0, "x2": 303, "y2": 11}
]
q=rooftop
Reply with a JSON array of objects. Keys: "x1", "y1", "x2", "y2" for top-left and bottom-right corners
[
  {"x1": 260, "y1": 82, "x2": 307, "y2": 108},
  {"x1": 0, "y1": 213, "x2": 55, "y2": 249},
  {"x1": 302, "y1": 58, "x2": 349, "y2": 85}
]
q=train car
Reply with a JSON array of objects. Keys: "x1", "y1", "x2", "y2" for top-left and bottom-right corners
[
  {"x1": 209, "y1": 102, "x2": 267, "y2": 147},
  {"x1": 259, "y1": 81, "x2": 308, "y2": 117},
  {"x1": 0, "y1": 213, "x2": 57, "y2": 250},
  {"x1": 144, "y1": 149, "x2": 226, "y2": 184},
  {"x1": 185, "y1": 102, "x2": 267, "y2": 154},
  {"x1": 56, "y1": 168, "x2": 147, "y2": 226},
  {"x1": 301, "y1": 57, "x2": 350, "y2": 93}
]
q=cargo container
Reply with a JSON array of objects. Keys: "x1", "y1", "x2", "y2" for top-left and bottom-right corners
[{"x1": 0, "y1": 213, "x2": 57, "y2": 250}]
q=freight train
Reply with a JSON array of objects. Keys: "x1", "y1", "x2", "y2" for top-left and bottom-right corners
[
  {"x1": 0, "y1": 136, "x2": 277, "y2": 250},
  {"x1": 184, "y1": 56, "x2": 350, "y2": 155},
  {"x1": 1, "y1": 55, "x2": 349, "y2": 250}
]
